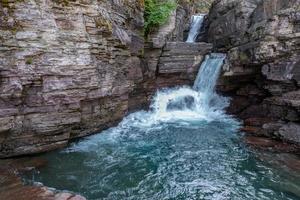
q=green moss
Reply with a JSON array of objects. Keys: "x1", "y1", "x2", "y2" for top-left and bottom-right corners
[
  {"x1": 52, "y1": 0, "x2": 78, "y2": 6},
  {"x1": 0, "y1": 0, "x2": 23, "y2": 33},
  {"x1": 1, "y1": 0, "x2": 24, "y2": 8},
  {"x1": 1, "y1": 0, "x2": 12, "y2": 8},
  {"x1": 239, "y1": 52, "x2": 249, "y2": 62},
  {"x1": 144, "y1": 0, "x2": 177, "y2": 37},
  {"x1": 52, "y1": 0, "x2": 69, "y2": 6},
  {"x1": 95, "y1": 17, "x2": 113, "y2": 33},
  {"x1": 25, "y1": 57, "x2": 33, "y2": 65}
]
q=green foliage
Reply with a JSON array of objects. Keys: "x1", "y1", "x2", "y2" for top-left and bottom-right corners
[
  {"x1": 25, "y1": 57, "x2": 33, "y2": 65},
  {"x1": 144, "y1": 0, "x2": 177, "y2": 37}
]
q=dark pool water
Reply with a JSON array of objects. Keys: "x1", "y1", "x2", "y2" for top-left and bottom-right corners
[
  {"x1": 24, "y1": 116, "x2": 300, "y2": 200},
  {"x1": 23, "y1": 81, "x2": 300, "y2": 200}
]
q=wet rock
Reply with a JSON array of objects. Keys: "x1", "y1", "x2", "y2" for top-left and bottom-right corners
[
  {"x1": 244, "y1": 136, "x2": 300, "y2": 153},
  {"x1": 244, "y1": 118, "x2": 274, "y2": 127},
  {"x1": 276, "y1": 123, "x2": 300, "y2": 145},
  {"x1": 0, "y1": 157, "x2": 86, "y2": 200},
  {"x1": 226, "y1": 96, "x2": 251, "y2": 114},
  {"x1": 55, "y1": 193, "x2": 86, "y2": 200},
  {"x1": 241, "y1": 126, "x2": 262, "y2": 135},
  {"x1": 265, "y1": 90, "x2": 300, "y2": 110},
  {"x1": 208, "y1": 0, "x2": 300, "y2": 147},
  {"x1": 166, "y1": 95, "x2": 195, "y2": 111},
  {"x1": 263, "y1": 81, "x2": 298, "y2": 96}
]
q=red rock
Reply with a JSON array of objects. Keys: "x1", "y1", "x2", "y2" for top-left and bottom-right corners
[
  {"x1": 244, "y1": 118, "x2": 273, "y2": 127},
  {"x1": 0, "y1": 158, "x2": 86, "y2": 200},
  {"x1": 240, "y1": 126, "x2": 261, "y2": 134},
  {"x1": 244, "y1": 136, "x2": 279, "y2": 147},
  {"x1": 244, "y1": 136, "x2": 300, "y2": 153}
]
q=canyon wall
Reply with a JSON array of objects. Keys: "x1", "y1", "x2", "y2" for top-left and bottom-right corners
[
  {"x1": 207, "y1": 0, "x2": 300, "y2": 145},
  {"x1": 0, "y1": 1, "x2": 211, "y2": 157},
  {"x1": 143, "y1": 2, "x2": 211, "y2": 90},
  {"x1": 0, "y1": 0, "x2": 144, "y2": 157}
]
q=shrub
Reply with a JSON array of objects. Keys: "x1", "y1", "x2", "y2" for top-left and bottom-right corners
[
  {"x1": 144, "y1": 0, "x2": 177, "y2": 37},
  {"x1": 25, "y1": 57, "x2": 33, "y2": 65}
]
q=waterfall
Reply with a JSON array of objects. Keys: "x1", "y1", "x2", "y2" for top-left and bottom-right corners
[
  {"x1": 193, "y1": 53, "x2": 226, "y2": 108},
  {"x1": 63, "y1": 53, "x2": 229, "y2": 153},
  {"x1": 193, "y1": 53, "x2": 226, "y2": 93},
  {"x1": 75, "y1": 22, "x2": 226, "y2": 127},
  {"x1": 148, "y1": 53, "x2": 227, "y2": 123},
  {"x1": 186, "y1": 15, "x2": 205, "y2": 43}
]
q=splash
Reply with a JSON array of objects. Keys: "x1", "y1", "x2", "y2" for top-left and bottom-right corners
[
  {"x1": 147, "y1": 53, "x2": 228, "y2": 124},
  {"x1": 96, "y1": 53, "x2": 227, "y2": 130},
  {"x1": 64, "y1": 53, "x2": 229, "y2": 152}
]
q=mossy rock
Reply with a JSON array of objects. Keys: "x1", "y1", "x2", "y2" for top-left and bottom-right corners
[
  {"x1": 94, "y1": 17, "x2": 113, "y2": 33},
  {"x1": 52, "y1": 0, "x2": 77, "y2": 6}
]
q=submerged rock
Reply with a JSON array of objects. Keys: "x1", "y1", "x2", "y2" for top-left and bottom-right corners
[
  {"x1": 166, "y1": 95, "x2": 195, "y2": 111},
  {"x1": 0, "y1": 157, "x2": 86, "y2": 200}
]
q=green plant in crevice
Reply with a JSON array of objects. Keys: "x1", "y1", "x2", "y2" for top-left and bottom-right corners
[
  {"x1": 25, "y1": 57, "x2": 33, "y2": 65},
  {"x1": 144, "y1": 0, "x2": 177, "y2": 38}
]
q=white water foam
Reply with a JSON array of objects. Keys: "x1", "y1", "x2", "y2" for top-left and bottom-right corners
[
  {"x1": 147, "y1": 53, "x2": 228, "y2": 124},
  {"x1": 66, "y1": 22, "x2": 229, "y2": 152},
  {"x1": 65, "y1": 53, "x2": 231, "y2": 152}
]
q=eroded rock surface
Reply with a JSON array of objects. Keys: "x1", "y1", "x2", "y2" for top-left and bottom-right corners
[
  {"x1": 207, "y1": 0, "x2": 300, "y2": 145},
  {"x1": 0, "y1": 0, "x2": 146, "y2": 158},
  {"x1": 0, "y1": 1, "x2": 211, "y2": 157},
  {"x1": 0, "y1": 157, "x2": 86, "y2": 200}
]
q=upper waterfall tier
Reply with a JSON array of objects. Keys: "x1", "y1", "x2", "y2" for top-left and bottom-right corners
[{"x1": 186, "y1": 15, "x2": 205, "y2": 43}]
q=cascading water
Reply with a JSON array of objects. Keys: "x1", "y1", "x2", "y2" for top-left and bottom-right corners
[
  {"x1": 193, "y1": 53, "x2": 225, "y2": 93},
  {"x1": 186, "y1": 15, "x2": 205, "y2": 43},
  {"x1": 193, "y1": 53, "x2": 227, "y2": 110},
  {"x1": 148, "y1": 53, "x2": 228, "y2": 123},
  {"x1": 23, "y1": 19, "x2": 300, "y2": 200}
]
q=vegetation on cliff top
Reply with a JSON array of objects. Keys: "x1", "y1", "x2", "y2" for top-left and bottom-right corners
[
  {"x1": 144, "y1": 0, "x2": 213, "y2": 37},
  {"x1": 144, "y1": 0, "x2": 177, "y2": 37}
]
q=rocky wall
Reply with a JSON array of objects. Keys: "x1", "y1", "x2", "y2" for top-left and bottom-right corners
[
  {"x1": 0, "y1": 0, "x2": 145, "y2": 157},
  {"x1": 0, "y1": 0, "x2": 210, "y2": 158},
  {"x1": 207, "y1": 0, "x2": 300, "y2": 145}
]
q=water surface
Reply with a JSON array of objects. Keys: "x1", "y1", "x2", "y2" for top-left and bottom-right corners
[
  {"x1": 24, "y1": 87, "x2": 300, "y2": 200},
  {"x1": 24, "y1": 53, "x2": 300, "y2": 199}
]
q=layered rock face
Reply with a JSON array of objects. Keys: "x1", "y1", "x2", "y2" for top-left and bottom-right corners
[
  {"x1": 0, "y1": 0, "x2": 145, "y2": 157},
  {"x1": 207, "y1": 0, "x2": 300, "y2": 145},
  {"x1": 143, "y1": 3, "x2": 211, "y2": 87},
  {"x1": 130, "y1": 2, "x2": 212, "y2": 109},
  {"x1": 0, "y1": 1, "x2": 211, "y2": 157}
]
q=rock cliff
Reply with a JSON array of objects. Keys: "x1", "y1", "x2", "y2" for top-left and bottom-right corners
[
  {"x1": 0, "y1": 0, "x2": 146, "y2": 157},
  {"x1": 143, "y1": 2, "x2": 211, "y2": 89},
  {"x1": 0, "y1": 1, "x2": 211, "y2": 157},
  {"x1": 207, "y1": 0, "x2": 300, "y2": 145}
]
